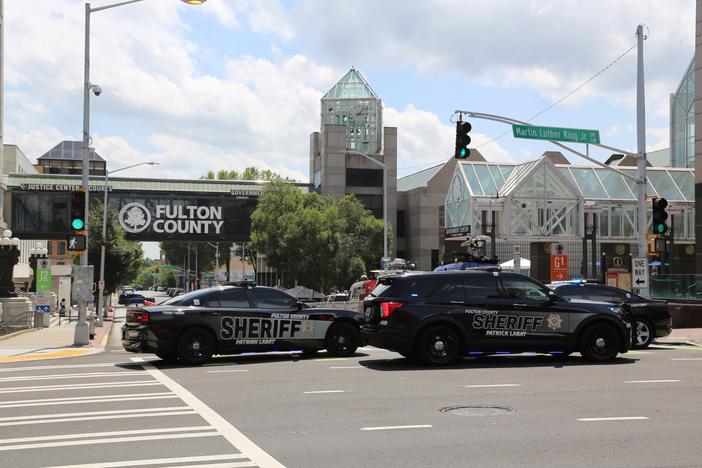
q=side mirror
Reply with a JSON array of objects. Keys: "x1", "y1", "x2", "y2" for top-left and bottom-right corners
[{"x1": 297, "y1": 301, "x2": 304, "y2": 311}]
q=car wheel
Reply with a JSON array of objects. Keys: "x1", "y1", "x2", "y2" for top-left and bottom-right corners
[
  {"x1": 579, "y1": 324, "x2": 621, "y2": 362},
  {"x1": 417, "y1": 325, "x2": 460, "y2": 366},
  {"x1": 177, "y1": 328, "x2": 215, "y2": 365},
  {"x1": 632, "y1": 318, "x2": 654, "y2": 349},
  {"x1": 155, "y1": 352, "x2": 178, "y2": 362},
  {"x1": 399, "y1": 351, "x2": 417, "y2": 361},
  {"x1": 325, "y1": 323, "x2": 359, "y2": 357}
]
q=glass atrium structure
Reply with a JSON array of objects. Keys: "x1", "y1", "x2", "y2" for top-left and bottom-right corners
[
  {"x1": 321, "y1": 68, "x2": 382, "y2": 154},
  {"x1": 446, "y1": 156, "x2": 695, "y2": 243},
  {"x1": 671, "y1": 58, "x2": 695, "y2": 168}
]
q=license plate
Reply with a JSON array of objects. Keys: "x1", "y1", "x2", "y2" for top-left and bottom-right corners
[{"x1": 126, "y1": 330, "x2": 141, "y2": 339}]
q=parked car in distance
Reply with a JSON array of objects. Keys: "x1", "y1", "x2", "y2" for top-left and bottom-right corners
[
  {"x1": 118, "y1": 292, "x2": 155, "y2": 306},
  {"x1": 547, "y1": 282, "x2": 672, "y2": 349},
  {"x1": 326, "y1": 293, "x2": 348, "y2": 302}
]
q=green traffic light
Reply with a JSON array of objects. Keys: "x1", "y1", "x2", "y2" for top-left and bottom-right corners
[
  {"x1": 656, "y1": 223, "x2": 666, "y2": 234},
  {"x1": 460, "y1": 148, "x2": 467, "y2": 158},
  {"x1": 72, "y1": 219, "x2": 85, "y2": 230}
]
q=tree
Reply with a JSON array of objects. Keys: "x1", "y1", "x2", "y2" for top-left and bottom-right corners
[
  {"x1": 159, "y1": 242, "x2": 222, "y2": 277},
  {"x1": 200, "y1": 167, "x2": 291, "y2": 181},
  {"x1": 87, "y1": 201, "x2": 143, "y2": 294},
  {"x1": 250, "y1": 181, "x2": 387, "y2": 292}
]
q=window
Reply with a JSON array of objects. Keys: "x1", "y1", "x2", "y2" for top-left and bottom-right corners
[
  {"x1": 502, "y1": 276, "x2": 549, "y2": 301},
  {"x1": 462, "y1": 276, "x2": 500, "y2": 299},
  {"x1": 429, "y1": 279, "x2": 467, "y2": 302},
  {"x1": 397, "y1": 210, "x2": 406, "y2": 237},
  {"x1": 388, "y1": 277, "x2": 445, "y2": 299},
  {"x1": 554, "y1": 285, "x2": 585, "y2": 299},
  {"x1": 253, "y1": 289, "x2": 297, "y2": 309},
  {"x1": 215, "y1": 288, "x2": 250, "y2": 308},
  {"x1": 586, "y1": 286, "x2": 629, "y2": 303},
  {"x1": 57, "y1": 241, "x2": 66, "y2": 255},
  {"x1": 346, "y1": 168, "x2": 383, "y2": 187}
]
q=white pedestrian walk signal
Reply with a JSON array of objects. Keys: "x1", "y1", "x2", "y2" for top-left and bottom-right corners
[{"x1": 67, "y1": 235, "x2": 86, "y2": 251}]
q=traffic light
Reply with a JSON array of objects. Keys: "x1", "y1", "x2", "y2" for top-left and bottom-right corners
[
  {"x1": 70, "y1": 189, "x2": 86, "y2": 233},
  {"x1": 454, "y1": 121, "x2": 472, "y2": 159},
  {"x1": 652, "y1": 197, "x2": 669, "y2": 235}
]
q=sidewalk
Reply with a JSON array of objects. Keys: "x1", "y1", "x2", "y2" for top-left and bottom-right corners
[
  {"x1": 655, "y1": 327, "x2": 702, "y2": 346},
  {"x1": 0, "y1": 312, "x2": 115, "y2": 363}
]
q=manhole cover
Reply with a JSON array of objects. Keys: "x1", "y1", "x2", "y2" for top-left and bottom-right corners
[{"x1": 441, "y1": 406, "x2": 515, "y2": 416}]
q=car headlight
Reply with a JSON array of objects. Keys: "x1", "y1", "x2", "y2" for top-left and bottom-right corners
[{"x1": 609, "y1": 306, "x2": 622, "y2": 315}]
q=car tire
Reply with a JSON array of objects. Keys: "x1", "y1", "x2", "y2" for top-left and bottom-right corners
[
  {"x1": 325, "y1": 323, "x2": 359, "y2": 357},
  {"x1": 399, "y1": 351, "x2": 417, "y2": 361},
  {"x1": 632, "y1": 317, "x2": 654, "y2": 349},
  {"x1": 301, "y1": 349, "x2": 319, "y2": 358},
  {"x1": 177, "y1": 327, "x2": 215, "y2": 365},
  {"x1": 417, "y1": 325, "x2": 460, "y2": 366},
  {"x1": 155, "y1": 352, "x2": 178, "y2": 362},
  {"x1": 579, "y1": 323, "x2": 621, "y2": 362}
]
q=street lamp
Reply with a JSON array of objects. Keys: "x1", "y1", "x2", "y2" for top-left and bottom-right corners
[
  {"x1": 28, "y1": 242, "x2": 48, "y2": 293},
  {"x1": 345, "y1": 150, "x2": 388, "y2": 258},
  {"x1": 96, "y1": 161, "x2": 159, "y2": 327},
  {"x1": 77, "y1": 0, "x2": 205, "y2": 344},
  {"x1": 206, "y1": 242, "x2": 220, "y2": 286}
]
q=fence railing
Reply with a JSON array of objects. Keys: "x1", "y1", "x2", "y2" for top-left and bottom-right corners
[
  {"x1": 0, "y1": 309, "x2": 34, "y2": 337},
  {"x1": 649, "y1": 275, "x2": 702, "y2": 300}
]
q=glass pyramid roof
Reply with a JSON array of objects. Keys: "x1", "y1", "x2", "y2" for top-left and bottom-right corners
[{"x1": 322, "y1": 68, "x2": 379, "y2": 100}]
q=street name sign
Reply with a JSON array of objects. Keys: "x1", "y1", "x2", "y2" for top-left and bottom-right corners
[
  {"x1": 512, "y1": 124, "x2": 600, "y2": 144},
  {"x1": 632, "y1": 257, "x2": 649, "y2": 289}
]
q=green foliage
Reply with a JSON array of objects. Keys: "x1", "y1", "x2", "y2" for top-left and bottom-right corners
[
  {"x1": 250, "y1": 181, "x2": 389, "y2": 292},
  {"x1": 159, "y1": 242, "x2": 223, "y2": 275},
  {"x1": 200, "y1": 167, "x2": 291, "y2": 181},
  {"x1": 87, "y1": 202, "x2": 143, "y2": 293}
]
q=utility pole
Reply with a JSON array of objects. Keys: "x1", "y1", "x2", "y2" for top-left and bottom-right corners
[{"x1": 636, "y1": 24, "x2": 649, "y2": 297}]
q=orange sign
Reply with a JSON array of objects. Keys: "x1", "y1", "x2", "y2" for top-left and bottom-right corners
[{"x1": 550, "y1": 255, "x2": 568, "y2": 282}]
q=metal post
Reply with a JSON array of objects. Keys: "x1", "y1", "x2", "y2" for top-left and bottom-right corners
[
  {"x1": 490, "y1": 210, "x2": 496, "y2": 260},
  {"x1": 241, "y1": 242, "x2": 245, "y2": 279},
  {"x1": 186, "y1": 243, "x2": 190, "y2": 292},
  {"x1": 215, "y1": 243, "x2": 219, "y2": 286},
  {"x1": 74, "y1": 2, "x2": 92, "y2": 345},
  {"x1": 591, "y1": 213, "x2": 597, "y2": 280},
  {"x1": 383, "y1": 162, "x2": 388, "y2": 258},
  {"x1": 669, "y1": 214, "x2": 675, "y2": 275},
  {"x1": 601, "y1": 252, "x2": 607, "y2": 285},
  {"x1": 582, "y1": 213, "x2": 588, "y2": 278},
  {"x1": 96, "y1": 170, "x2": 108, "y2": 327},
  {"x1": 636, "y1": 24, "x2": 649, "y2": 297},
  {"x1": 195, "y1": 245, "x2": 198, "y2": 290}
]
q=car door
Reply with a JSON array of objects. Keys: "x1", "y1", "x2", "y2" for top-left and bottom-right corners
[
  {"x1": 249, "y1": 288, "x2": 309, "y2": 349},
  {"x1": 452, "y1": 274, "x2": 509, "y2": 348},
  {"x1": 207, "y1": 288, "x2": 259, "y2": 354},
  {"x1": 495, "y1": 274, "x2": 571, "y2": 350},
  {"x1": 584, "y1": 285, "x2": 629, "y2": 304}
]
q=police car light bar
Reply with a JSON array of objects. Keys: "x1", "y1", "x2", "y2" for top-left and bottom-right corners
[{"x1": 225, "y1": 280, "x2": 257, "y2": 287}]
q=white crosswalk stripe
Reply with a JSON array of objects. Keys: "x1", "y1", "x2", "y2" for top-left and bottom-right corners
[{"x1": 0, "y1": 358, "x2": 279, "y2": 467}]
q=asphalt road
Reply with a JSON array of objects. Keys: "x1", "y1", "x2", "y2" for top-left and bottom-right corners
[{"x1": 1, "y1": 311, "x2": 701, "y2": 467}]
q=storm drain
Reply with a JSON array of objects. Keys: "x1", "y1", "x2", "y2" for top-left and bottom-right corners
[{"x1": 440, "y1": 406, "x2": 515, "y2": 416}]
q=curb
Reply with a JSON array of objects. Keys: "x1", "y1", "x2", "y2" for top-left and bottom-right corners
[
  {"x1": 654, "y1": 340, "x2": 702, "y2": 347},
  {"x1": 0, "y1": 327, "x2": 38, "y2": 342}
]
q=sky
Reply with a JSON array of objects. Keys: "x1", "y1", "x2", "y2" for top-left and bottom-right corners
[{"x1": 3, "y1": 0, "x2": 695, "y2": 257}]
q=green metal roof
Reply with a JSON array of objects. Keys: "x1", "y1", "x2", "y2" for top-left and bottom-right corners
[
  {"x1": 397, "y1": 163, "x2": 443, "y2": 192},
  {"x1": 6, "y1": 173, "x2": 312, "y2": 194}
]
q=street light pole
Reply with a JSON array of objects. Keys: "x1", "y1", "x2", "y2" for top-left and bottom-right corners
[
  {"x1": 635, "y1": 24, "x2": 649, "y2": 297},
  {"x1": 346, "y1": 150, "x2": 388, "y2": 258},
  {"x1": 76, "y1": 0, "x2": 207, "y2": 346},
  {"x1": 96, "y1": 161, "x2": 158, "y2": 327}
]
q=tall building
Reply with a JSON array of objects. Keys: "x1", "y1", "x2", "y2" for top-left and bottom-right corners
[
  {"x1": 672, "y1": 58, "x2": 695, "y2": 168},
  {"x1": 310, "y1": 68, "x2": 397, "y2": 253},
  {"x1": 36, "y1": 140, "x2": 106, "y2": 176}
]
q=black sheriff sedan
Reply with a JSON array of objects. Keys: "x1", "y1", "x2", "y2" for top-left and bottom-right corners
[
  {"x1": 122, "y1": 284, "x2": 363, "y2": 365},
  {"x1": 361, "y1": 270, "x2": 633, "y2": 365}
]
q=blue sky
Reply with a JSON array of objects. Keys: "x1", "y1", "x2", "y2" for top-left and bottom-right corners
[{"x1": 3, "y1": 1, "x2": 695, "y2": 257}]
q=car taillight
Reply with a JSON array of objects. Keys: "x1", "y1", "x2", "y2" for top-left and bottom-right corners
[
  {"x1": 380, "y1": 302, "x2": 403, "y2": 318},
  {"x1": 129, "y1": 311, "x2": 149, "y2": 324}
]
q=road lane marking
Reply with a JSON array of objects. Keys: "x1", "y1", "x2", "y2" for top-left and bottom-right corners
[
  {"x1": 303, "y1": 390, "x2": 347, "y2": 394},
  {"x1": 464, "y1": 384, "x2": 521, "y2": 388},
  {"x1": 329, "y1": 366, "x2": 363, "y2": 369},
  {"x1": 313, "y1": 357, "x2": 348, "y2": 361},
  {"x1": 361, "y1": 425, "x2": 433, "y2": 431},
  {"x1": 170, "y1": 463, "x2": 256, "y2": 468},
  {"x1": 624, "y1": 380, "x2": 681, "y2": 383},
  {"x1": 577, "y1": 417, "x2": 649, "y2": 422},
  {"x1": 133, "y1": 357, "x2": 285, "y2": 468},
  {"x1": 0, "y1": 371, "x2": 138, "y2": 382},
  {"x1": 0, "y1": 393, "x2": 176, "y2": 409},
  {"x1": 0, "y1": 380, "x2": 159, "y2": 394},
  {"x1": 0, "y1": 425, "x2": 213, "y2": 445},
  {"x1": 0, "y1": 431, "x2": 219, "y2": 451},
  {"x1": 0, "y1": 406, "x2": 190, "y2": 423},
  {"x1": 672, "y1": 358, "x2": 702, "y2": 361},
  {"x1": 0, "y1": 363, "x2": 118, "y2": 373},
  {"x1": 207, "y1": 369, "x2": 250, "y2": 373},
  {"x1": 0, "y1": 410, "x2": 196, "y2": 427},
  {"x1": 43, "y1": 454, "x2": 249, "y2": 468}
]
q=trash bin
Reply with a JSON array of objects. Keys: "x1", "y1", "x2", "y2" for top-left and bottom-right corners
[{"x1": 88, "y1": 312, "x2": 97, "y2": 339}]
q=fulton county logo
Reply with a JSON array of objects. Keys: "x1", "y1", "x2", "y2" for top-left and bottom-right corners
[
  {"x1": 547, "y1": 313, "x2": 563, "y2": 331},
  {"x1": 119, "y1": 203, "x2": 151, "y2": 233}
]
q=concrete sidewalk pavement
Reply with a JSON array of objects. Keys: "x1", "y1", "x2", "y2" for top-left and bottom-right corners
[
  {"x1": 656, "y1": 327, "x2": 702, "y2": 346},
  {"x1": 0, "y1": 313, "x2": 116, "y2": 363}
]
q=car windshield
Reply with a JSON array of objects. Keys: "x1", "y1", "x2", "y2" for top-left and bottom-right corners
[{"x1": 160, "y1": 288, "x2": 219, "y2": 306}]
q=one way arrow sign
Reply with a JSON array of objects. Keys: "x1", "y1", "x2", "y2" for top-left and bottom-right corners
[{"x1": 632, "y1": 257, "x2": 649, "y2": 290}]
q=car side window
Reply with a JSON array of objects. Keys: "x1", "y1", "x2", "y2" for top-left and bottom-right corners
[
  {"x1": 252, "y1": 289, "x2": 297, "y2": 309},
  {"x1": 428, "y1": 279, "x2": 466, "y2": 302},
  {"x1": 502, "y1": 276, "x2": 549, "y2": 301},
  {"x1": 587, "y1": 286, "x2": 628, "y2": 303},
  {"x1": 463, "y1": 276, "x2": 500, "y2": 299},
  {"x1": 556, "y1": 285, "x2": 585, "y2": 299},
  {"x1": 219, "y1": 288, "x2": 251, "y2": 308}
]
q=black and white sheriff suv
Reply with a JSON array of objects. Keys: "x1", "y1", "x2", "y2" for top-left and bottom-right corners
[
  {"x1": 122, "y1": 283, "x2": 362, "y2": 365},
  {"x1": 361, "y1": 269, "x2": 633, "y2": 365}
]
